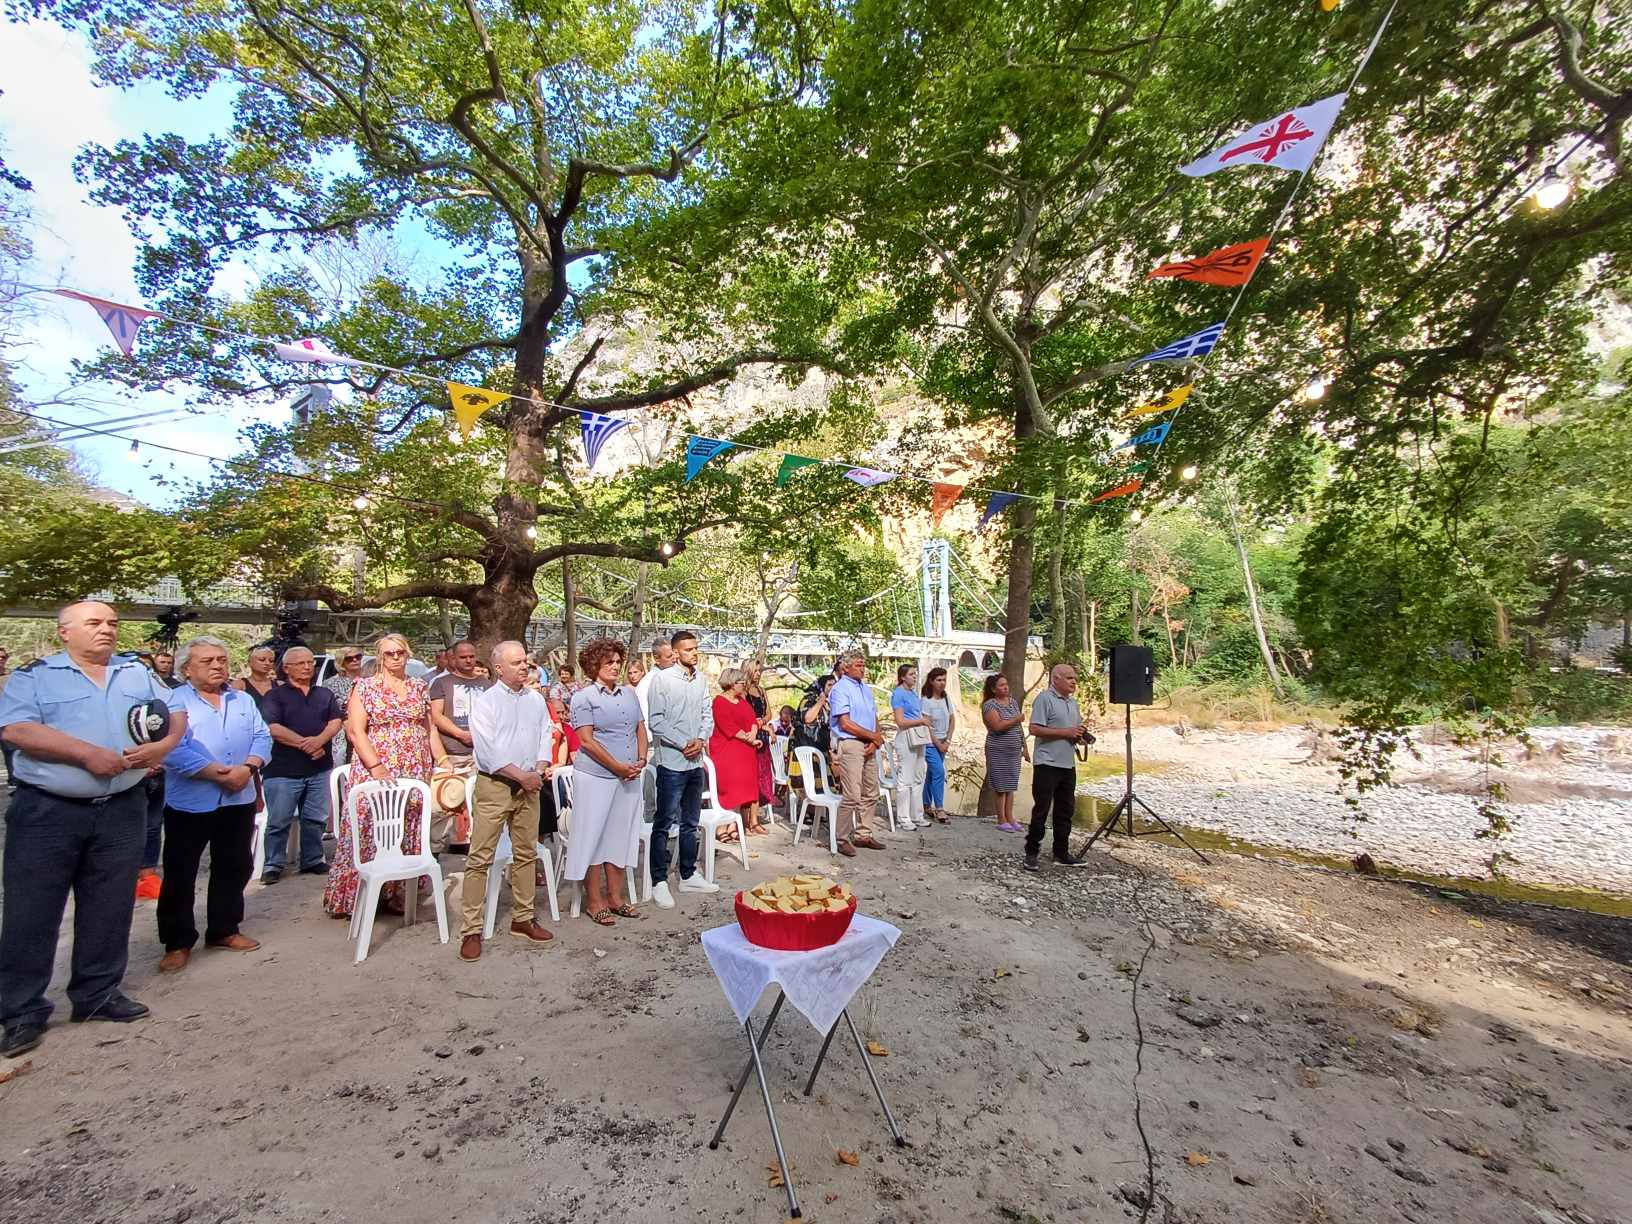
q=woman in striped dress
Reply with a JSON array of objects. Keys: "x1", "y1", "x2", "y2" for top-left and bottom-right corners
[{"x1": 981, "y1": 673, "x2": 1029, "y2": 833}]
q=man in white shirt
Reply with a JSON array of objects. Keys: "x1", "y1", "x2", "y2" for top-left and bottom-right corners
[
  {"x1": 634, "y1": 636, "x2": 672, "y2": 720},
  {"x1": 645, "y1": 630, "x2": 717, "y2": 905},
  {"x1": 460, "y1": 640, "x2": 555, "y2": 961}
]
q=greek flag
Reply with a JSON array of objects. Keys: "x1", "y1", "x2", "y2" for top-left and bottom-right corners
[
  {"x1": 1129, "y1": 322, "x2": 1224, "y2": 367},
  {"x1": 1117, "y1": 421, "x2": 1172, "y2": 449},
  {"x1": 579, "y1": 411, "x2": 629, "y2": 470}
]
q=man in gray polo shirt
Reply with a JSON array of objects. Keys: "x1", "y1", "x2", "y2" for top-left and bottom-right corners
[{"x1": 1024, "y1": 663, "x2": 1093, "y2": 872}]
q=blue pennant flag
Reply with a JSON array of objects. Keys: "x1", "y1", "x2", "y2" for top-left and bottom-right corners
[
  {"x1": 1118, "y1": 421, "x2": 1172, "y2": 449},
  {"x1": 1129, "y1": 322, "x2": 1224, "y2": 367},
  {"x1": 979, "y1": 492, "x2": 1020, "y2": 529},
  {"x1": 684, "y1": 435, "x2": 737, "y2": 482},
  {"x1": 579, "y1": 411, "x2": 629, "y2": 470}
]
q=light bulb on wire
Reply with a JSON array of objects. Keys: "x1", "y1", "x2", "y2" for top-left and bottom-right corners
[
  {"x1": 127, "y1": 440, "x2": 139, "y2": 456},
  {"x1": 1531, "y1": 170, "x2": 1570, "y2": 211},
  {"x1": 1181, "y1": 464, "x2": 1199, "y2": 481},
  {"x1": 660, "y1": 542, "x2": 675, "y2": 557},
  {"x1": 1301, "y1": 374, "x2": 1328, "y2": 401},
  {"x1": 524, "y1": 525, "x2": 538, "y2": 540},
  {"x1": 1129, "y1": 509, "x2": 1143, "y2": 524},
  {"x1": 352, "y1": 494, "x2": 370, "y2": 511}
]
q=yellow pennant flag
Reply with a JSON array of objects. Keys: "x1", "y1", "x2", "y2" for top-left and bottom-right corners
[
  {"x1": 447, "y1": 382, "x2": 510, "y2": 437},
  {"x1": 1126, "y1": 383, "x2": 1193, "y2": 419}
]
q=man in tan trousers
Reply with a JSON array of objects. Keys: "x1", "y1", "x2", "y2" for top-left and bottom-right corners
[{"x1": 459, "y1": 641, "x2": 555, "y2": 961}]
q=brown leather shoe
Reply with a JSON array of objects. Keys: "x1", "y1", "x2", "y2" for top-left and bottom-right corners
[
  {"x1": 205, "y1": 933, "x2": 260, "y2": 952},
  {"x1": 510, "y1": 920, "x2": 554, "y2": 943},
  {"x1": 158, "y1": 948, "x2": 190, "y2": 973},
  {"x1": 852, "y1": 835, "x2": 886, "y2": 850},
  {"x1": 459, "y1": 934, "x2": 482, "y2": 961},
  {"x1": 837, "y1": 840, "x2": 858, "y2": 857}
]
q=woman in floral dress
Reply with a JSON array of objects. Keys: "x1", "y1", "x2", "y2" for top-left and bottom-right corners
[{"x1": 323, "y1": 634, "x2": 447, "y2": 918}]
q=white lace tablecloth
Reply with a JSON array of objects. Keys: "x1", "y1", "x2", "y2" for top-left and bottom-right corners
[{"x1": 700, "y1": 914, "x2": 902, "y2": 1035}]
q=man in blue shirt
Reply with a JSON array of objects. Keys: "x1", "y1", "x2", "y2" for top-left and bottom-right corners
[
  {"x1": 0, "y1": 601, "x2": 189, "y2": 1058},
  {"x1": 157, "y1": 637, "x2": 273, "y2": 973},
  {"x1": 259, "y1": 646, "x2": 342, "y2": 883},
  {"x1": 829, "y1": 648, "x2": 887, "y2": 856}
]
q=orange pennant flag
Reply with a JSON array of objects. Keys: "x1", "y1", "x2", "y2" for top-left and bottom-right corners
[
  {"x1": 1126, "y1": 384, "x2": 1193, "y2": 419},
  {"x1": 1147, "y1": 237, "x2": 1270, "y2": 287},
  {"x1": 930, "y1": 483, "x2": 963, "y2": 527},
  {"x1": 1090, "y1": 478, "x2": 1143, "y2": 504}
]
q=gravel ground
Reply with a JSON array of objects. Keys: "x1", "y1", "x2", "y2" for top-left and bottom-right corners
[{"x1": 1081, "y1": 725, "x2": 1632, "y2": 895}]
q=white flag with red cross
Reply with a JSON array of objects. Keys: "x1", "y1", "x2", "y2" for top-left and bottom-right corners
[{"x1": 1180, "y1": 92, "x2": 1348, "y2": 177}]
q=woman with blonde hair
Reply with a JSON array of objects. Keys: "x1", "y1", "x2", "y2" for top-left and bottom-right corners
[
  {"x1": 708, "y1": 666, "x2": 765, "y2": 838},
  {"x1": 566, "y1": 638, "x2": 647, "y2": 925},
  {"x1": 325, "y1": 633, "x2": 447, "y2": 918}
]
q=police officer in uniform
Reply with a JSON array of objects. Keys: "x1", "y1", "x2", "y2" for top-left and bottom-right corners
[{"x1": 0, "y1": 601, "x2": 188, "y2": 1058}]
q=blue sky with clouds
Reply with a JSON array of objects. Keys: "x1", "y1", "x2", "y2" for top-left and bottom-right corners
[{"x1": 2, "y1": 19, "x2": 326, "y2": 505}]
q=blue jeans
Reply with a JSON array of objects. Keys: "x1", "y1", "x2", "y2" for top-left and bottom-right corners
[
  {"x1": 1, "y1": 783, "x2": 144, "y2": 1025},
  {"x1": 923, "y1": 743, "x2": 947, "y2": 810},
  {"x1": 262, "y1": 775, "x2": 330, "y2": 873},
  {"x1": 651, "y1": 765, "x2": 704, "y2": 885}
]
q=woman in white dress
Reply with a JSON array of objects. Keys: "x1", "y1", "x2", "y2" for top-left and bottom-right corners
[{"x1": 566, "y1": 638, "x2": 648, "y2": 926}]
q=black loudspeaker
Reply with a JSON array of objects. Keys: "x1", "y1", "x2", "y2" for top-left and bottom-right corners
[{"x1": 1108, "y1": 644, "x2": 1154, "y2": 706}]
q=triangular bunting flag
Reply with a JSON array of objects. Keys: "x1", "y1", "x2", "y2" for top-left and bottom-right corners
[
  {"x1": 54, "y1": 289, "x2": 156, "y2": 357},
  {"x1": 1148, "y1": 238, "x2": 1270, "y2": 287},
  {"x1": 1090, "y1": 478, "x2": 1144, "y2": 504},
  {"x1": 1127, "y1": 384, "x2": 1194, "y2": 419},
  {"x1": 775, "y1": 455, "x2": 822, "y2": 487},
  {"x1": 930, "y1": 483, "x2": 963, "y2": 527},
  {"x1": 844, "y1": 467, "x2": 897, "y2": 488},
  {"x1": 1118, "y1": 422, "x2": 1172, "y2": 450},
  {"x1": 684, "y1": 436, "x2": 737, "y2": 482},
  {"x1": 1129, "y1": 324, "x2": 1224, "y2": 367},
  {"x1": 1126, "y1": 461, "x2": 1152, "y2": 475},
  {"x1": 578, "y1": 411, "x2": 629, "y2": 470},
  {"x1": 273, "y1": 336, "x2": 368, "y2": 368},
  {"x1": 979, "y1": 492, "x2": 1019, "y2": 529},
  {"x1": 1180, "y1": 93, "x2": 1348, "y2": 177},
  {"x1": 447, "y1": 382, "x2": 510, "y2": 437}
]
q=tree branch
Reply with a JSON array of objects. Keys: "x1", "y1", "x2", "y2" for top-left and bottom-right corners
[
  {"x1": 567, "y1": 350, "x2": 842, "y2": 413},
  {"x1": 280, "y1": 578, "x2": 481, "y2": 610}
]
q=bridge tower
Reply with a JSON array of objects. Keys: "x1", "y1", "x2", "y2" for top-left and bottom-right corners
[{"x1": 920, "y1": 538, "x2": 953, "y2": 638}]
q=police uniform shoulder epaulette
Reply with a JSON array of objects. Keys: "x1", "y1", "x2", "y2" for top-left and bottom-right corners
[{"x1": 15, "y1": 658, "x2": 45, "y2": 674}]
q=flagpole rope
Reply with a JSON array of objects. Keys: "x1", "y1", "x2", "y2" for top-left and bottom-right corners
[
  {"x1": 18, "y1": 281, "x2": 1107, "y2": 514},
  {"x1": 1137, "y1": 0, "x2": 1401, "y2": 483}
]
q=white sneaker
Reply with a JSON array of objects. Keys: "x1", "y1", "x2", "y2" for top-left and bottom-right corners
[
  {"x1": 651, "y1": 881, "x2": 675, "y2": 909},
  {"x1": 678, "y1": 874, "x2": 720, "y2": 894}
]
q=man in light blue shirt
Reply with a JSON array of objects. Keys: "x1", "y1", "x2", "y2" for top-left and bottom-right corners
[
  {"x1": 0, "y1": 601, "x2": 189, "y2": 1057},
  {"x1": 830, "y1": 648, "x2": 886, "y2": 854},
  {"x1": 644, "y1": 629, "x2": 717, "y2": 906},
  {"x1": 157, "y1": 636, "x2": 273, "y2": 973}
]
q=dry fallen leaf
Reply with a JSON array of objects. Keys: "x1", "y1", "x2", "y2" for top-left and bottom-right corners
[
  {"x1": 865, "y1": 1040, "x2": 889, "y2": 1057},
  {"x1": 0, "y1": 1058, "x2": 33, "y2": 1086},
  {"x1": 836, "y1": 1149, "x2": 860, "y2": 1166},
  {"x1": 993, "y1": 967, "x2": 1012, "y2": 979},
  {"x1": 824, "y1": 1193, "x2": 840, "y2": 1205},
  {"x1": 1185, "y1": 1152, "x2": 1211, "y2": 1167},
  {"x1": 765, "y1": 1159, "x2": 785, "y2": 1189}
]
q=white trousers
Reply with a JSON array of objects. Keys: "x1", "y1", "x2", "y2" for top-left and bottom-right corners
[{"x1": 894, "y1": 736, "x2": 927, "y2": 827}]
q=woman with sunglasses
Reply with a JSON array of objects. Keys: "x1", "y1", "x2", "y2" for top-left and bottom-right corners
[
  {"x1": 324, "y1": 633, "x2": 447, "y2": 919},
  {"x1": 322, "y1": 648, "x2": 365, "y2": 765}
]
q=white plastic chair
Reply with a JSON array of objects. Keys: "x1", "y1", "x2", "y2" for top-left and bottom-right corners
[
  {"x1": 699, "y1": 755, "x2": 748, "y2": 883},
  {"x1": 344, "y1": 779, "x2": 448, "y2": 963},
  {"x1": 876, "y1": 741, "x2": 899, "y2": 832},
  {"x1": 326, "y1": 764, "x2": 349, "y2": 839},
  {"x1": 550, "y1": 765, "x2": 643, "y2": 914},
  {"x1": 767, "y1": 735, "x2": 792, "y2": 828},
  {"x1": 467, "y1": 775, "x2": 561, "y2": 936},
  {"x1": 251, "y1": 807, "x2": 269, "y2": 882},
  {"x1": 629, "y1": 765, "x2": 655, "y2": 903},
  {"x1": 791, "y1": 745, "x2": 841, "y2": 855}
]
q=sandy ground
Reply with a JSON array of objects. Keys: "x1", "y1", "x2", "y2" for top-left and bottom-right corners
[{"x1": 1, "y1": 790, "x2": 1630, "y2": 1224}]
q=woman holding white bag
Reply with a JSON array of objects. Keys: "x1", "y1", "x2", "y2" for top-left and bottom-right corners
[{"x1": 889, "y1": 663, "x2": 931, "y2": 832}]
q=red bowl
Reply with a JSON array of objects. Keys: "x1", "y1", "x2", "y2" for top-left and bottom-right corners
[{"x1": 735, "y1": 892, "x2": 858, "y2": 951}]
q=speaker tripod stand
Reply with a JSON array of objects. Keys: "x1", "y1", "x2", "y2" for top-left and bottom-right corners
[{"x1": 1082, "y1": 703, "x2": 1209, "y2": 864}]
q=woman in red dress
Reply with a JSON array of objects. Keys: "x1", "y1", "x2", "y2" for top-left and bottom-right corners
[{"x1": 709, "y1": 667, "x2": 766, "y2": 839}]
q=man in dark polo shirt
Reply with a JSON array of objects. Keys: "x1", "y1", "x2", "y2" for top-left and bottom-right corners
[{"x1": 259, "y1": 646, "x2": 341, "y2": 883}]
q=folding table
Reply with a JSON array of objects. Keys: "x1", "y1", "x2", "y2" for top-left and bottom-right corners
[{"x1": 701, "y1": 914, "x2": 906, "y2": 1218}]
